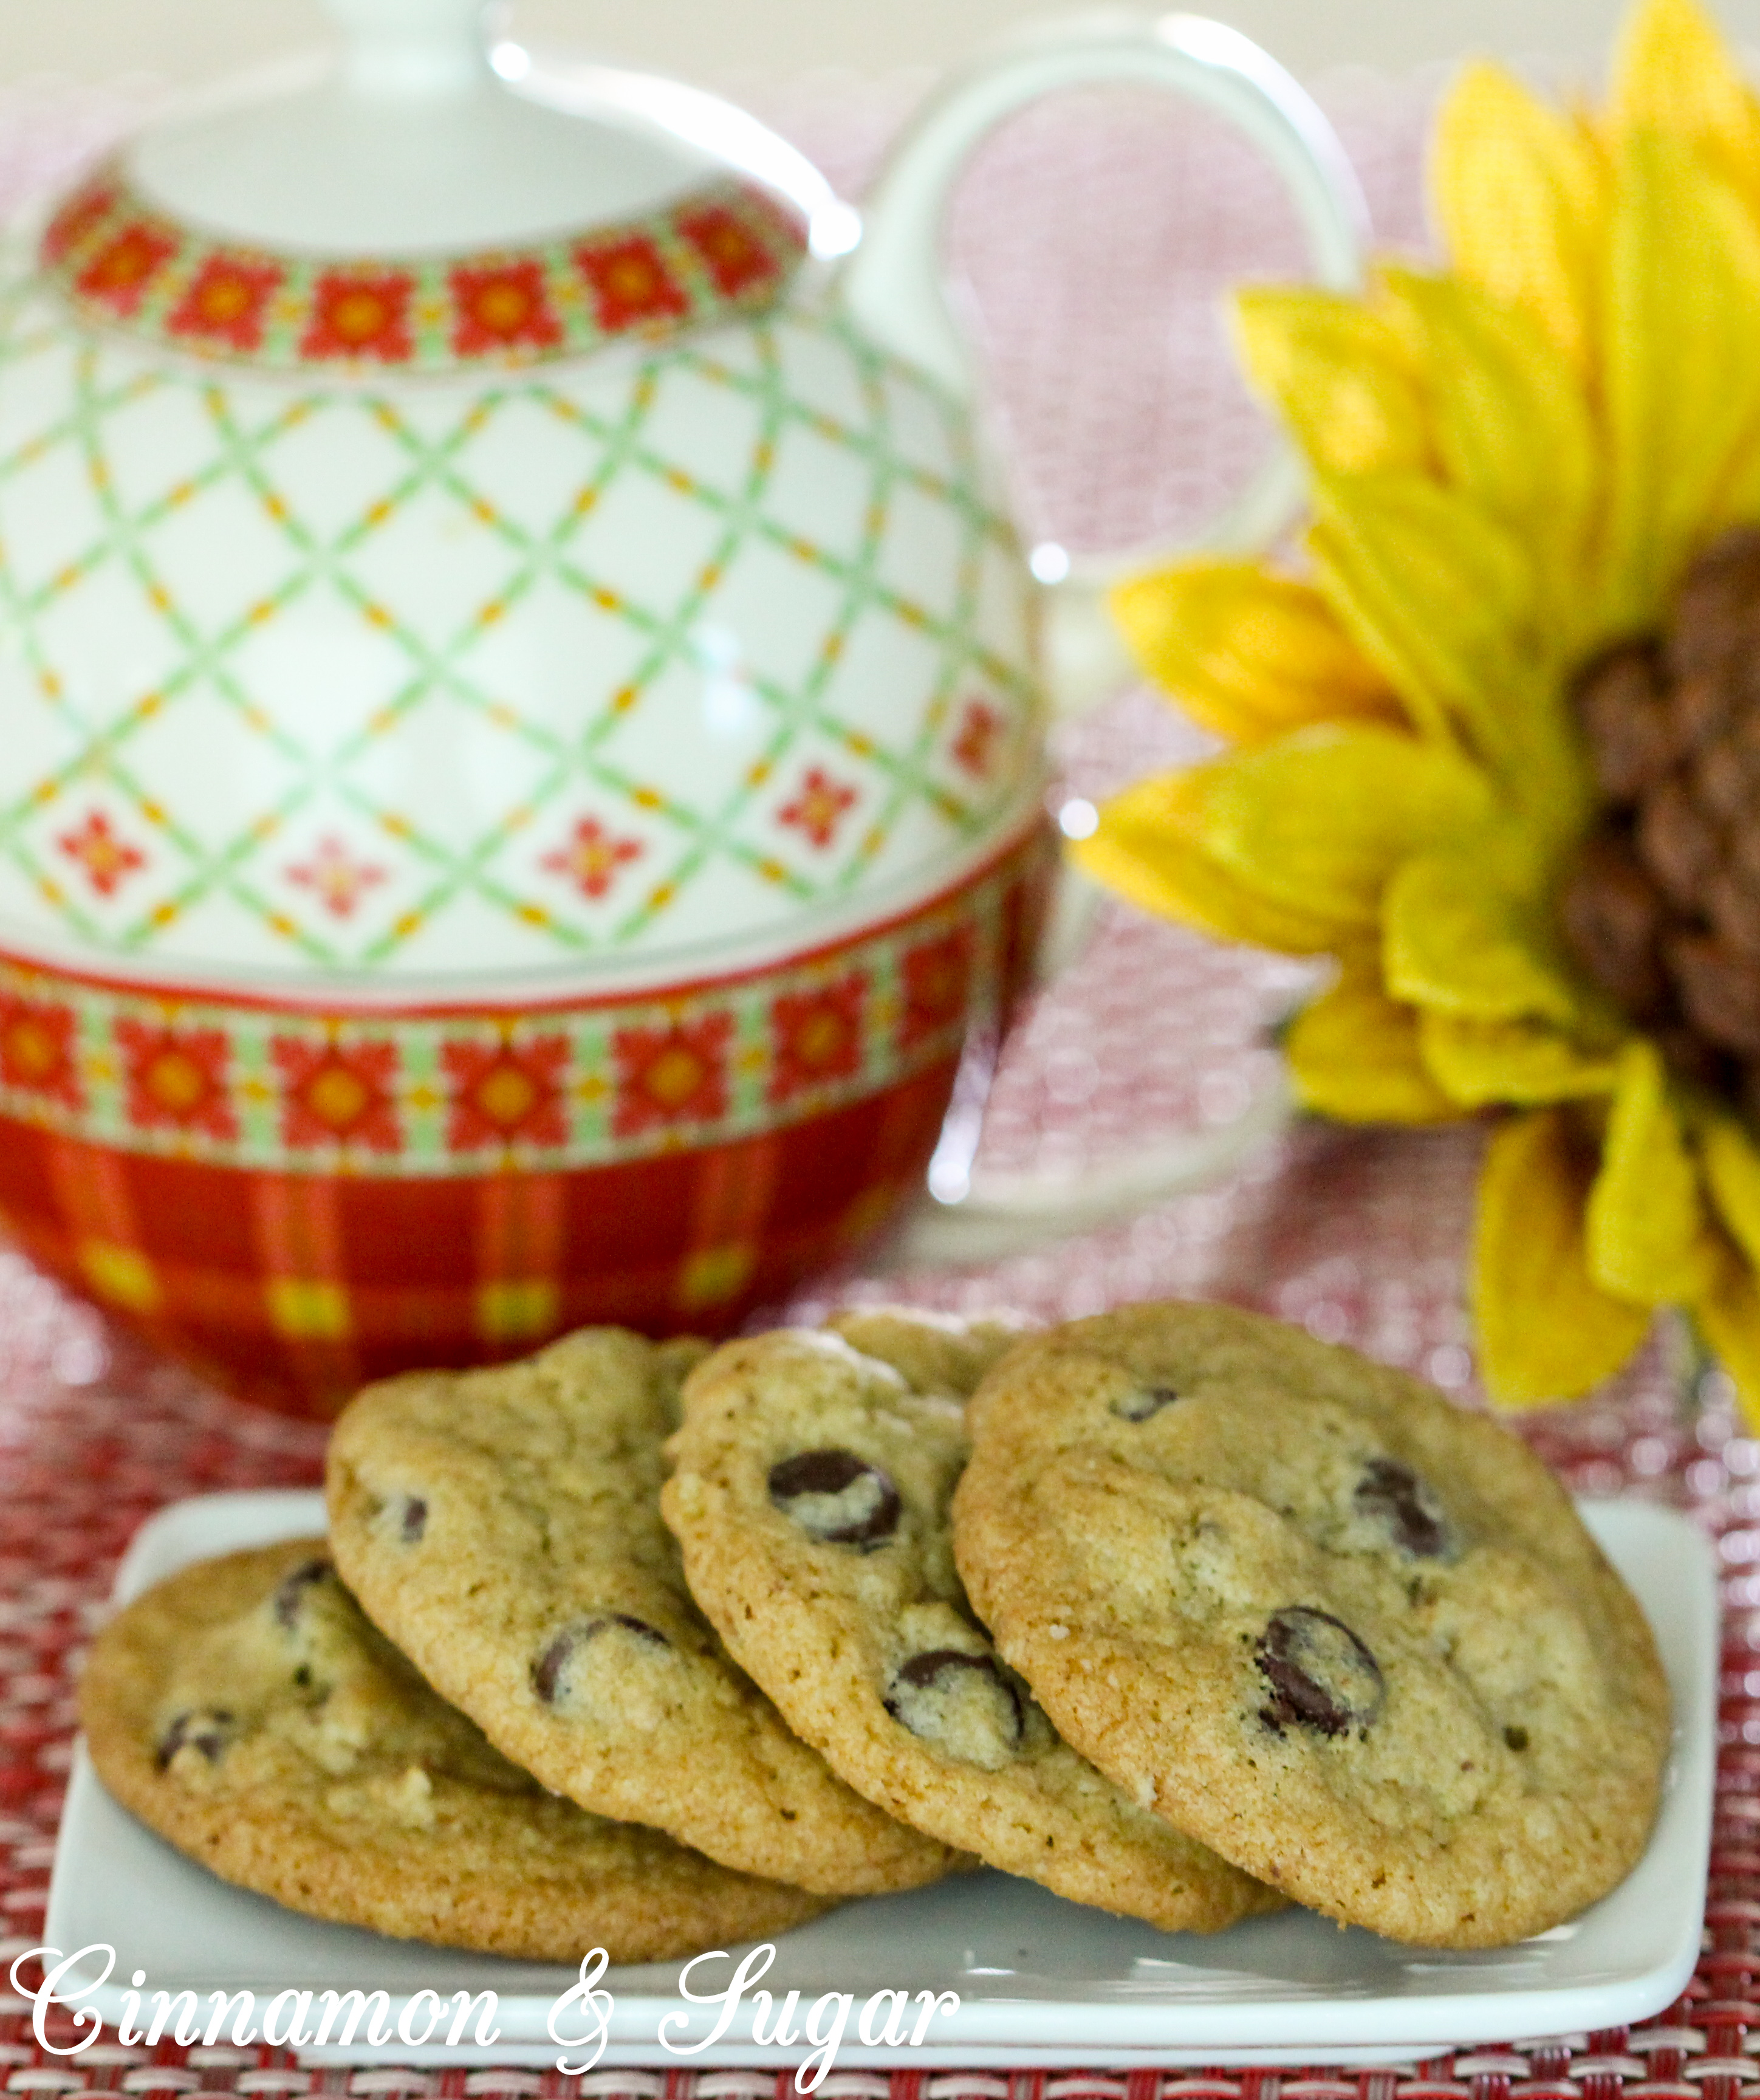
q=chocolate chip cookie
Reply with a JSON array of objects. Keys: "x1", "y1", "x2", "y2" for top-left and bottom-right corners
[
  {"x1": 953, "y1": 1302, "x2": 1672, "y2": 1947},
  {"x1": 326, "y1": 1326, "x2": 957, "y2": 1895},
  {"x1": 81, "y1": 1540, "x2": 831, "y2": 1960},
  {"x1": 826, "y1": 1305, "x2": 1031, "y2": 1401},
  {"x1": 663, "y1": 1318, "x2": 1281, "y2": 1930}
]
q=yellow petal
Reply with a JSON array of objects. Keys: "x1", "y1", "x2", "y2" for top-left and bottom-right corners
[
  {"x1": 1375, "y1": 267, "x2": 1599, "y2": 640},
  {"x1": 1179, "y1": 722, "x2": 1492, "y2": 925},
  {"x1": 1384, "y1": 843, "x2": 1591, "y2": 1026},
  {"x1": 1075, "y1": 769, "x2": 1346, "y2": 953},
  {"x1": 1431, "y1": 61, "x2": 1604, "y2": 376},
  {"x1": 1231, "y1": 289, "x2": 1430, "y2": 478},
  {"x1": 1717, "y1": 411, "x2": 1760, "y2": 526},
  {"x1": 1611, "y1": 0, "x2": 1760, "y2": 222},
  {"x1": 1473, "y1": 1108, "x2": 1654, "y2": 1404},
  {"x1": 1601, "y1": 128, "x2": 1760, "y2": 627},
  {"x1": 1695, "y1": 1247, "x2": 1760, "y2": 1433},
  {"x1": 1701, "y1": 1111, "x2": 1760, "y2": 1268},
  {"x1": 1108, "y1": 561, "x2": 1399, "y2": 745},
  {"x1": 1307, "y1": 472, "x2": 1560, "y2": 778},
  {"x1": 1284, "y1": 958, "x2": 1458, "y2": 1124},
  {"x1": 1585, "y1": 1037, "x2": 1716, "y2": 1303},
  {"x1": 1419, "y1": 1011, "x2": 1623, "y2": 1107}
]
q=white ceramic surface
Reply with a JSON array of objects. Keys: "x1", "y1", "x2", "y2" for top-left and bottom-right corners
[
  {"x1": 131, "y1": 0, "x2": 728, "y2": 255},
  {"x1": 0, "y1": 272, "x2": 1043, "y2": 988},
  {"x1": 0, "y1": 6, "x2": 1366, "y2": 998},
  {"x1": 38, "y1": 1486, "x2": 1716, "y2": 2070}
]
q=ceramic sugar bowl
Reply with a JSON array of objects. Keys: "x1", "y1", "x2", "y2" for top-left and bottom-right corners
[{"x1": 0, "y1": 0, "x2": 1362, "y2": 1413}]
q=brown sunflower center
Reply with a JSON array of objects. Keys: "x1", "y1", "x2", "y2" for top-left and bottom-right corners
[{"x1": 1562, "y1": 524, "x2": 1760, "y2": 1113}]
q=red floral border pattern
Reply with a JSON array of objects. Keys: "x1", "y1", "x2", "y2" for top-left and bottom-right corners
[
  {"x1": 40, "y1": 160, "x2": 809, "y2": 372},
  {"x1": 0, "y1": 835, "x2": 1047, "y2": 1173}
]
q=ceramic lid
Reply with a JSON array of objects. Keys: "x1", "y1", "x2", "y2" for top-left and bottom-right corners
[
  {"x1": 0, "y1": 0, "x2": 1046, "y2": 1001},
  {"x1": 38, "y1": 0, "x2": 812, "y2": 375}
]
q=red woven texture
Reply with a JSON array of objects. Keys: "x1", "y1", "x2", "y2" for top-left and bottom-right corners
[{"x1": 0, "y1": 52, "x2": 1736, "y2": 2092}]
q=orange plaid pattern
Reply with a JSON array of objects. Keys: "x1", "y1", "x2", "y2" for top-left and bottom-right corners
[{"x1": 0, "y1": 1063, "x2": 962, "y2": 1416}]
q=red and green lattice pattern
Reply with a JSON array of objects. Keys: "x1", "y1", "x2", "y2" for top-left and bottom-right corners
[{"x1": 0, "y1": 256, "x2": 1038, "y2": 978}]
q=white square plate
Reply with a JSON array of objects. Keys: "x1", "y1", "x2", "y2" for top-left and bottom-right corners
[{"x1": 44, "y1": 1488, "x2": 1716, "y2": 2070}]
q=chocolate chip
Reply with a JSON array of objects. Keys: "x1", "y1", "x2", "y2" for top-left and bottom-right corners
[
  {"x1": 156, "y1": 1707, "x2": 233, "y2": 1771},
  {"x1": 272, "y1": 1558, "x2": 331, "y2": 1628},
  {"x1": 895, "y1": 1649, "x2": 1016, "y2": 1699},
  {"x1": 768, "y1": 1449, "x2": 900, "y2": 1548},
  {"x1": 532, "y1": 1638, "x2": 569, "y2": 1707},
  {"x1": 604, "y1": 1612, "x2": 668, "y2": 1647},
  {"x1": 1256, "y1": 1608, "x2": 1385, "y2": 1737},
  {"x1": 399, "y1": 1497, "x2": 427, "y2": 1543},
  {"x1": 884, "y1": 1650, "x2": 1024, "y2": 1751},
  {"x1": 532, "y1": 1614, "x2": 669, "y2": 1705},
  {"x1": 1504, "y1": 1724, "x2": 1529, "y2": 1752},
  {"x1": 1112, "y1": 1385, "x2": 1180, "y2": 1421},
  {"x1": 1354, "y1": 1457, "x2": 1451, "y2": 1559}
]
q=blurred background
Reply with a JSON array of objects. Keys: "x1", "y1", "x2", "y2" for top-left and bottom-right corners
[
  {"x1": 4, "y1": 0, "x2": 1756, "y2": 619},
  {"x1": 1, "y1": 0, "x2": 1758, "y2": 90}
]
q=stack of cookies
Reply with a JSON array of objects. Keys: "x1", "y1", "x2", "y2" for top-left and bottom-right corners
[{"x1": 82, "y1": 1303, "x2": 1673, "y2": 1960}]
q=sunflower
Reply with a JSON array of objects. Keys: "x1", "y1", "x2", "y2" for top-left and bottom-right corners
[{"x1": 1075, "y1": 0, "x2": 1760, "y2": 1418}]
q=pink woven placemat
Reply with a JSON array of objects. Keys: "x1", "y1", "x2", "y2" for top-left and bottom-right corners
[{"x1": 0, "y1": 52, "x2": 1743, "y2": 2098}]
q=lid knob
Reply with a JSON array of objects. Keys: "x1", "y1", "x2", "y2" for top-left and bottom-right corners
[
  {"x1": 321, "y1": 0, "x2": 491, "y2": 98},
  {"x1": 114, "y1": 0, "x2": 749, "y2": 257}
]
